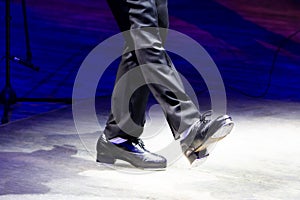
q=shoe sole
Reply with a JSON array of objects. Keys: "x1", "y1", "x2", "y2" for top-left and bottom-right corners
[
  {"x1": 195, "y1": 117, "x2": 234, "y2": 152},
  {"x1": 187, "y1": 116, "x2": 234, "y2": 164},
  {"x1": 96, "y1": 155, "x2": 166, "y2": 171},
  {"x1": 96, "y1": 144, "x2": 167, "y2": 170}
]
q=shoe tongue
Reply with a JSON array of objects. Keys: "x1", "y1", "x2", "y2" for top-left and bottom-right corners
[{"x1": 109, "y1": 137, "x2": 127, "y2": 144}]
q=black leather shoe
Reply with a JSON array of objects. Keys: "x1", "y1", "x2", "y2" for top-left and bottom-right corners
[
  {"x1": 181, "y1": 111, "x2": 234, "y2": 164},
  {"x1": 96, "y1": 134, "x2": 167, "y2": 169}
]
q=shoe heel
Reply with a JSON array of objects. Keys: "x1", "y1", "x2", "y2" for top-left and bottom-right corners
[
  {"x1": 187, "y1": 149, "x2": 209, "y2": 164},
  {"x1": 96, "y1": 153, "x2": 116, "y2": 164},
  {"x1": 187, "y1": 153, "x2": 198, "y2": 164}
]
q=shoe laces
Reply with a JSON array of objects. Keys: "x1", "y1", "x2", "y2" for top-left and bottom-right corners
[
  {"x1": 131, "y1": 138, "x2": 146, "y2": 150},
  {"x1": 199, "y1": 110, "x2": 212, "y2": 124}
]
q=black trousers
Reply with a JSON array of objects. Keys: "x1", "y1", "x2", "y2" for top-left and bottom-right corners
[{"x1": 104, "y1": 0, "x2": 200, "y2": 140}]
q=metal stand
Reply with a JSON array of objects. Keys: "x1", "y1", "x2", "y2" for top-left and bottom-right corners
[{"x1": 0, "y1": 0, "x2": 69, "y2": 124}]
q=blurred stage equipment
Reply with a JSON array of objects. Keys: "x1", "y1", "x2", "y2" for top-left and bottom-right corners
[{"x1": 1, "y1": 0, "x2": 39, "y2": 123}]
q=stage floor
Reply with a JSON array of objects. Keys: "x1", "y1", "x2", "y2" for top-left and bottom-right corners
[{"x1": 0, "y1": 96, "x2": 299, "y2": 200}]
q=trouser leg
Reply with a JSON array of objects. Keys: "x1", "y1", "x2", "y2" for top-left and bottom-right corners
[
  {"x1": 104, "y1": 47, "x2": 150, "y2": 140},
  {"x1": 104, "y1": 0, "x2": 200, "y2": 140}
]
